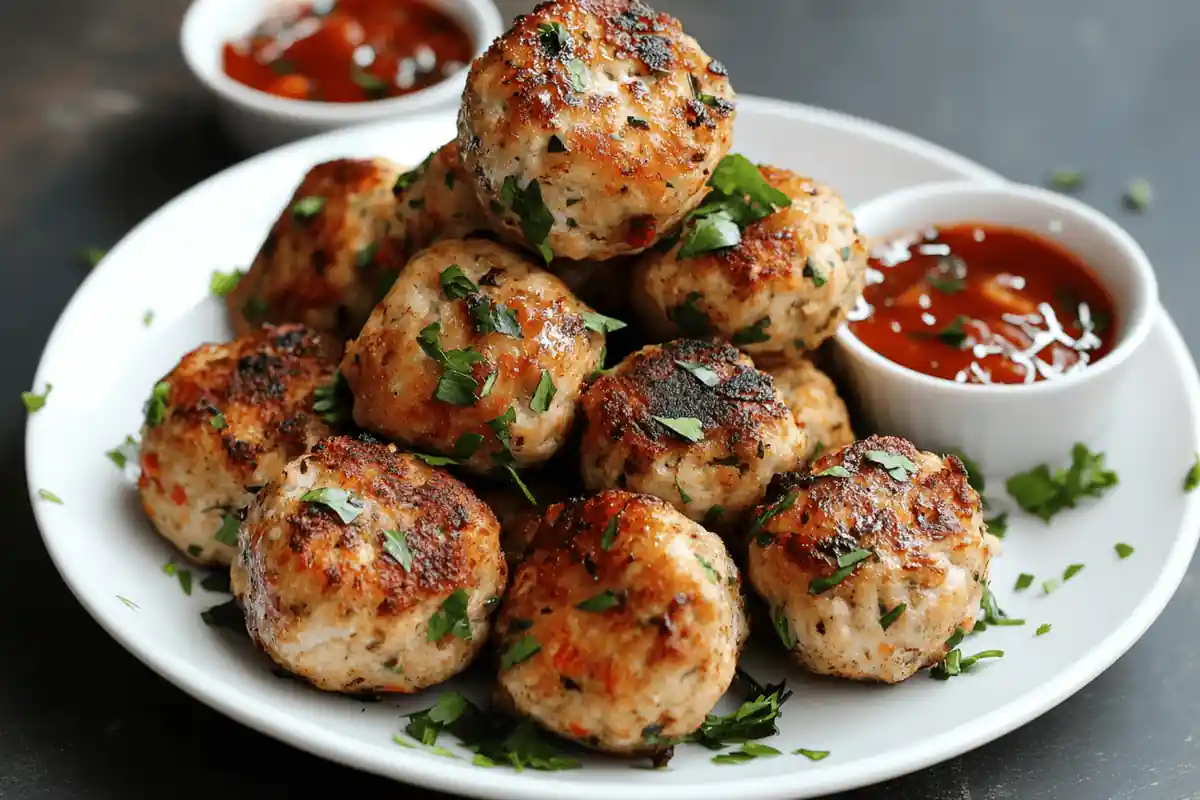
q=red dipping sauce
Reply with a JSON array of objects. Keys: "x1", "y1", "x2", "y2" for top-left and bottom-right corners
[
  {"x1": 222, "y1": 0, "x2": 473, "y2": 103},
  {"x1": 849, "y1": 224, "x2": 1117, "y2": 385}
]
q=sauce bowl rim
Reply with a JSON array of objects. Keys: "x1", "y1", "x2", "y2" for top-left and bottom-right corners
[
  {"x1": 833, "y1": 179, "x2": 1159, "y2": 396},
  {"x1": 180, "y1": 0, "x2": 505, "y2": 124}
]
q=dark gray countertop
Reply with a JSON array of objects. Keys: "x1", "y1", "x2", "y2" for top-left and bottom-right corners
[{"x1": 2, "y1": 1, "x2": 1197, "y2": 797}]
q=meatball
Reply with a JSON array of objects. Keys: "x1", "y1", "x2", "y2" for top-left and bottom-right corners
[
  {"x1": 230, "y1": 436, "x2": 507, "y2": 693},
  {"x1": 228, "y1": 147, "x2": 485, "y2": 340},
  {"x1": 765, "y1": 358, "x2": 855, "y2": 462},
  {"x1": 746, "y1": 435, "x2": 994, "y2": 684},
  {"x1": 458, "y1": 0, "x2": 735, "y2": 262},
  {"x1": 138, "y1": 325, "x2": 339, "y2": 566},
  {"x1": 632, "y1": 167, "x2": 867, "y2": 357},
  {"x1": 342, "y1": 238, "x2": 606, "y2": 473},
  {"x1": 495, "y1": 490, "x2": 746, "y2": 754},
  {"x1": 227, "y1": 158, "x2": 409, "y2": 340},
  {"x1": 470, "y1": 468, "x2": 577, "y2": 571},
  {"x1": 579, "y1": 338, "x2": 804, "y2": 530},
  {"x1": 547, "y1": 256, "x2": 636, "y2": 319}
]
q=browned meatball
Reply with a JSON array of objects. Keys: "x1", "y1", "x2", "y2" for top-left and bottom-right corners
[
  {"x1": 230, "y1": 436, "x2": 507, "y2": 693},
  {"x1": 495, "y1": 490, "x2": 746, "y2": 754},
  {"x1": 578, "y1": 338, "x2": 804, "y2": 530},
  {"x1": 138, "y1": 325, "x2": 339, "y2": 565},
  {"x1": 458, "y1": 0, "x2": 735, "y2": 261},
  {"x1": 746, "y1": 435, "x2": 995, "y2": 684}
]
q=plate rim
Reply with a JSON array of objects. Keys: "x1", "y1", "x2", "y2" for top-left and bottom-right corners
[{"x1": 26, "y1": 95, "x2": 1200, "y2": 800}]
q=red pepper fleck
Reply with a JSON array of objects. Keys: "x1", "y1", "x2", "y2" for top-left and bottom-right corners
[{"x1": 626, "y1": 215, "x2": 657, "y2": 249}]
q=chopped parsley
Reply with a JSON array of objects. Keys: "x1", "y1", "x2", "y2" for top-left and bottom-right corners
[
  {"x1": 713, "y1": 743, "x2": 781, "y2": 765},
  {"x1": 932, "y1": 648, "x2": 1003, "y2": 679},
  {"x1": 537, "y1": 21, "x2": 570, "y2": 56},
  {"x1": 809, "y1": 549, "x2": 872, "y2": 594},
  {"x1": 696, "y1": 555, "x2": 720, "y2": 584},
  {"x1": 1049, "y1": 169, "x2": 1085, "y2": 192},
  {"x1": 676, "y1": 154, "x2": 790, "y2": 259},
  {"x1": 106, "y1": 435, "x2": 139, "y2": 469},
  {"x1": 468, "y1": 294, "x2": 523, "y2": 337},
  {"x1": 702, "y1": 505, "x2": 724, "y2": 527},
  {"x1": 500, "y1": 176, "x2": 554, "y2": 262},
  {"x1": 1036, "y1": 623, "x2": 1052, "y2": 637},
  {"x1": 566, "y1": 58, "x2": 588, "y2": 92},
  {"x1": 1124, "y1": 178, "x2": 1153, "y2": 212},
  {"x1": 675, "y1": 475, "x2": 692, "y2": 504},
  {"x1": 500, "y1": 635, "x2": 542, "y2": 670},
  {"x1": 653, "y1": 416, "x2": 704, "y2": 442},
  {"x1": 803, "y1": 256, "x2": 827, "y2": 287},
  {"x1": 299, "y1": 487, "x2": 364, "y2": 524},
  {"x1": 1005, "y1": 443, "x2": 1118, "y2": 522},
  {"x1": 487, "y1": 406, "x2": 517, "y2": 461},
  {"x1": 80, "y1": 246, "x2": 107, "y2": 267},
  {"x1": 979, "y1": 583, "x2": 1024, "y2": 627},
  {"x1": 600, "y1": 506, "x2": 624, "y2": 550},
  {"x1": 394, "y1": 152, "x2": 433, "y2": 193},
  {"x1": 986, "y1": 512, "x2": 1008, "y2": 538},
  {"x1": 143, "y1": 381, "x2": 171, "y2": 427},
  {"x1": 689, "y1": 678, "x2": 792, "y2": 749},
  {"x1": 201, "y1": 598, "x2": 243, "y2": 630},
  {"x1": 439, "y1": 264, "x2": 478, "y2": 299},
  {"x1": 413, "y1": 452, "x2": 459, "y2": 466},
  {"x1": 200, "y1": 571, "x2": 231, "y2": 593},
  {"x1": 749, "y1": 488, "x2": 797, "y2": 542},
  {"x1": 668, "y1": 291, "x2": 711, "y2": 335},
  {"x1": 383, "y1": 529, "x2": 412, "y2": 571},
  {"x1": 813, "y1": 465, "x2": 851, "y2": 478},
  {"x1": 933, "y1": 315, "x2": 970, "y2": 348},
  {"x1": 530, "y1": 370, "x2": 556, "y2": 413},
  {"x1": 795, "y1": 748, "x2": 830, "y2": 761},
  {"x1": 22, "y1": 383, "x2": 52, "y2": 413},
  {"x1": 772, "y1": 607, "x2": 794, "y2": 649},
  {"x1": 580, "y1": 310, "x2": 627, "y2": 333},
  {"x1": 312, "y1": 370, "x2": 352, "y2": 424},
  {"x1": 675, "y1": 360, "x2": 720, "y2": 387},
  {"x1": 576, "y1": 589, "x2": 620, "y2": 612},
  {"x1": 142, "y1": 310, "x2": 155, "y2": 326},
  {"x1": 503, "y1": 466, "x2": 538, "y2": 506},
  {"x1": 209, "y1": 269, "x2": 244, "y2": 297},
  {"x1": 731, "y1": 317, "x2": 771, "y2": 346},
  {"x1": 864, "y1": 450, "x2": 918, "y2": 481},
  {"x1": 214, "y1": 514, "x2": 240, "y2": 546},
  {"x1": 162, "y1": 560, "x2": 193, "y2": 596},
  {"x1": 1184, "y1": 454, "x2": 1200, "y2": 492},
  {"x1": 454, "y1": 433, "x2": 485, "y2": 460},
  {"x1": 1063, "y1": 563, "x2": 1085, "y2": 582},
  {"x1": 427, "y1": 588, "x2": 472, "y2": 641},
  {"x1": 1115, "y1": 542, "x2": 1135, "y2": 559},
  {"x1": 1015, "y1": 573, "x2": 1035, "y2": 591},
  {"x1": 417, "y1": 322, "x2": 486, "y2": 405},
  {"x1": 356, "y1": 241, "x2": 379, "y2": 269},
  {"x1": 879, "y1": 603, "x2": 906, "y2": 630},
  {"x1": 291, "y1": 196, "x2": 325, "y2": 219},
  {"x1": 37, "y1": 488, "x2": 63, "y2": 504},
  {"x1": 1042, "y1": 578, "x2": 1061, "y2": 595},
  {"x1": 209, "y1": 412, "x2": 227, "y2": 430}
]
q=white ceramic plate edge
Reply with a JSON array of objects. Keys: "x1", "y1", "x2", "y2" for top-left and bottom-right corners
[{"x1": 26, "y1": 97, "x2": 1200, "y2": 800}]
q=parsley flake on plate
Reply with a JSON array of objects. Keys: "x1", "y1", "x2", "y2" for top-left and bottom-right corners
[
  {"x1": 1048, "y1": 169, "x2": 1085, "y2": 192},
  {"x1": 1005, "y1": 443, "x2": 1118, "y2": 522},
  {"x1": 1036, "y1": 623, "x2": 1052, "y2": 637},
  {"x1": 143, "y1": 381, "x2": 170, "y2": 427},
  {"x1": 1184, "y1": 454, "x2": 1200, "y2": 492},
  {"x1": 689, "y1": 676, "x2": 792, "y2": 749},
  {"x1": 299, "y1": 487, "x2": 364, "y2": 524},
  {"x1": 795, "y1": 748, "x2": 830, "y2": 761},
  {"x1": 1115, "y1": 542, "x2": 1135, "y2": 559},
  {"x1": 1124, "y1": 178, "x2": 1153, "y2": 212},
  {"x1": 427, "y1": 588, "x2": 472, "y2": 642},
  {"x1": 22, "y1": 382, "x2": 52, "y2": 413},
  {"x1": 209, "y1": 269, "x2": 244, "y2": 297},
  {"x1": 1015, "y1": 573, "x2": 1035, "y2": 591},
  {"x1": 116, "y1": 594, "x2": 139, "y2": 610},
  {"x1": 37, "y1": 488, "x2": 63, "y2": 504},
  {"x1": 162, "y1": 560, "x2": 193, "y2": 596}
]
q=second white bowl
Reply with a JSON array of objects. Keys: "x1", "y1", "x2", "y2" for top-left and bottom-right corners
[{"x1": 833, "y1": 180, "x2": 1158, "y2": 477}]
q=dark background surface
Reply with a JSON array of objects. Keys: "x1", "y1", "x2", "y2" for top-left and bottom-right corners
[{"x1": 2, "y1": 1, "x2": 1198, "y2": 798}]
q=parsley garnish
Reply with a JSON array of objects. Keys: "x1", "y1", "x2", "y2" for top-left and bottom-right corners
[
  {"x1": 676, "y1": 154, "x2": 791, "y2": 259},
  {"x1": 37, "y1": 488, "x2": 63, "y2": 504},
  {"x1": 689, "y1": 678, "x2": 792, "y2": 749},
  {"x1": 653, "y1": 416, "x2": 704, "y2": 442},
  {"x1": 22, "y1": 383, "x2": 52, "y2": 413},
  {"x1": 394, "y1": 152, "x2": 433, "y2": 193},
  {"x1": 678, "y1": 214, "x2": 741, "y2": 258},
  {"x1": 439, "y1": 264, "x2": 478, "y2": 299},
  {"x1": 1124, "y1": 178, "x2": 1152, "y2": 212},
  {"x1": 809, "y1": 549, "x2": 872, "y2": 594},
  {"x1": 162, "y1": 560, "x2": 193, "y2": 596},
  {"x1": 814, "y1": 465, "x2": 851, "y2": 478},
  {"x1": 669, "y1": 291, "x2": 710, "y2": 336},
  {"x1": 932, "y1": 315, "x2": 970, "y2": 348},
  {"x1": 986, "y1": 512, "x2": 1008, "y2": 538},
  {"x1": 600, "y1": 506, "x2": 624, "y2": 550},
  {"x1": 487, "y1": 406, "x2": 517, "y2": 461},
  {"x1": 773, "y1": 607, "x2": 794, "y2": 649},
  {"x1": 1115, "y1": 542, "x2": 1134, "y2": 559},
  {"x1": 143, "y1": 381, "x2": 170, "y2": 427},
  {"x1": 210, "y1": 412, "x2": 227, "y2": 430},
  {"x1": 454, "y1": 433, "x2": 484, "y2": 460},
  {"x1": 418, "y1": 322, "x2": 486, "y2": 405},
  {"x1": 731, "y1": 317, "x2": 771, "y2": 345},
  {"x1": 1184, "y1": 454, "x2": 1200, "y2": 492},
  {"x1": 500, "y1": 176, "x2": 554, "y2": 262},
  {"x1": 576, "y1": 589, "x2": 620, "y2": 612},
  {"x1": 580, "y1": 310, "x2": 627, "y2": 333},
  {"x1": 566, "y1": 59, "x2": 588, "y2": 91},
  {"x1": 1015, "y1": 573, "x2": 1035, "y2": 591},
  {"x1": 749, "y1": 488, "x2": 797, "y2": 541},
  {"x1": 696, "y1": 554, "x2": 720, "y2": 584},
  {"x1": 106, "y1": 435, "x2": 139, "y2": 469},
  {"x1": 795, "y1": 748, "x2": 830, "y2": 761},
  {"x1": 117, "y1": 595, "x2": 138, "y2": 610},
  {"x1": 803, "y1": 257, "x2": 827, "y2": 287},
  {"x1": 500, "y1": 635, "x2": 541, "y2": 669},
  {"x1": 201, "y1": 598, "x2": 243, "y2": 630},
  {"x1": 142, "y1": 309, "x2": 155, "y2": 326},
  {"x1": 468, "y1": 294, "x2": 523, "y2": 337},
  {"x1": 312, "y1": 370, "x2": 352, "y2": 424},
  {"x1": 427, "y1": 588, "x2": 472, "y2": 641},
  {"x1": 537, "y1": 21, "x2": 570, "y2": 56},
  {"x1": 291, "y1": 196, "x2": 325, "y2": 219},
  {"x1": 214, "y1": 514, "x2": 240, "y2": 546},
  {"x1": 674, "y1": 475, "x2": 692, "y2": 504},
  {"x1": 299, "y1": 487, "x2": 364, "y2": 524},
  {"x1": 864, "y1": 450, "x2": 918, "y2": 481},
  {"x1": 1005, "y1": 443, "x2": 1118, "y2": 522},
  {"x1": 504, "y1": 466, "x2": 538, "y2": 506},
  {"x1": 713, "y1": 743, "x2": 781, "y2": 764},
  {"x1": 931, "y1": 648, "x2": 1003, "y2": 679},
  {"x1": 1036, "y1": 623, "x2": 1052, "y2": 636},
  {"x1": 413, "y1": 452, "x2": 459, "y2": 466},
  {"x1": 675, "y1": 360, "x2": 720, "y2": 387},
  {"x1": 530, "y1": 370, "x2": 556, "y2": 413},
  {"x1": 209, "y1": 269, "x2": 244, "y2": 297},
  {"x1": 879, "y1": 603, "x2": 906, "y2": 630},
  {"x1": 1049, "y1": 169, "x2": 1085, "y2": 192},
  {"x1": 383, "y1": 529, "x2": 412, "y2": 570},
  {"x1": 1063, "y1": 563, "x2": 1085, "y2": 582},
  {"x1": 980, "y1": 583, "x2": 1024, "y2": 626}
]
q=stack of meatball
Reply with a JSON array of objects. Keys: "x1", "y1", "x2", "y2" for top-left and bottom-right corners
[{"x1": 137, "y1": 0, "x2": 994, "y2": 757}]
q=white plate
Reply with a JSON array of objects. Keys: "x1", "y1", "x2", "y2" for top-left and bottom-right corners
[{"x1": 26, "y1": 96, "x2": 1200, "y2": 800}]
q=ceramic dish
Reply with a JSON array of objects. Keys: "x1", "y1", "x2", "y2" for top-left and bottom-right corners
[
  {"x1": 180, "y1": 0, "x2": 505, "y2": 151},
  {"x1": 25, "y1": 97, "x2": 1200, "y2": 800}
]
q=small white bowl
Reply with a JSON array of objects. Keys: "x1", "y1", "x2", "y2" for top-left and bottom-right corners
[
  {"x1": 833, "y1": 180, "x2": 1158, "y2": 477},
  {"x1": 181, "y1": 0, "x2": 504, "y2": 153}
]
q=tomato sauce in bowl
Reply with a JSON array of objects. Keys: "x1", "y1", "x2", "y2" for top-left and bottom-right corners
[
  {"x1": 848, "y1": 224, "x2": 1117, "y2": 385},
  {"x1": 221, "y1": 0, "x2": 473, "y2": 103}
]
